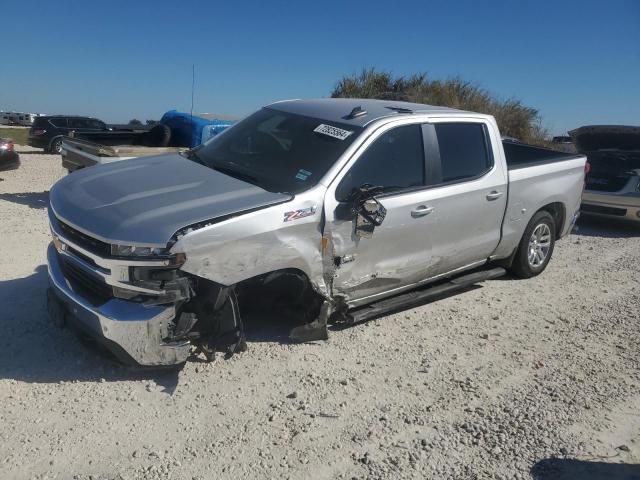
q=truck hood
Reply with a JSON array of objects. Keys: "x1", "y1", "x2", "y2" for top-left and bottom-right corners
[
  {"x1": 49, "y1": 154, "x2": 292, "y2": 246},
  {"x1": 569, "y1": 125, "x2": 640, "y2": 154}
]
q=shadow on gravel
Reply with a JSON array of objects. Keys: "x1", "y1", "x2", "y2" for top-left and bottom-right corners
[
  {"x1": 243, "y1": 310, "x2": 299, "y2": 344},
  {"x1": 531, "y1": 458, "x2": 640, "y2": 480},
  {"x1": 0, "y1": 265, "x2": 180, "y2": 393},
  {"x1": 0, "y1": 191, "x2": 49, "y2": 209},
  {"x1": 575, "y1": 216, "x2": 640, "y2": 238}
]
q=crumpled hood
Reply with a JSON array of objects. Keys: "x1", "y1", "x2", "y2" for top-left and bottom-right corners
[
  {"x1": 50, "y1": 154, "x2": 292, "y2": 246},
  {"x1": 569, "y1": 125, "x2": 640, "y2": 153}
]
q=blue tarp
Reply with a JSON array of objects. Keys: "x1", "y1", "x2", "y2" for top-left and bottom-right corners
[{"x1": 160, "y1": 110, "x2": 233, "y2": 148}]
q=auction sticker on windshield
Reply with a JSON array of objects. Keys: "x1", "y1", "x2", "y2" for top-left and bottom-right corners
[{"x1": 313, "y1": 124, "x2": 353, "y2": 140}]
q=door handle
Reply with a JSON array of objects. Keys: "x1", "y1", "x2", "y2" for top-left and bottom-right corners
[
  {"x1": 486, "y1": 191, "x2": 504, "y2": 201},
  {"x1": 411, "y1": 205, "x2": 434, "y2": 217}
]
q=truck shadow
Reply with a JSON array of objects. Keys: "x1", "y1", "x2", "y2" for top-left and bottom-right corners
[
  {"x1": 243, "y1": 310, "x2": 299, "y2": 344},
  {"x1": 0, "y1": 265, "x2": 180, "y2": 392},
  {"x1": 531, "y1": 457, "x2": 640, "y2": 480},
  {"x1": 0, "y1": 191, "x2": 49, "y2": 209},
  {"x1": 0, "y1": 266, "x2": 506, "y2": 388},
  {"x1": 575, "y1": 216, "x2": 640, "y2": 238},
  {"x1": 243, "y1": 284, "x2": 484, "y2": 339}
]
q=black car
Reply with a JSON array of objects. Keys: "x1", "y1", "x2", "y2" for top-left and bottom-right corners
[
  {"x1": 28, "y1": 116, "x2": 108, "y2": 154},
  {"x1": 0, "y1": 138, "x2": 20, "y2": 171}
]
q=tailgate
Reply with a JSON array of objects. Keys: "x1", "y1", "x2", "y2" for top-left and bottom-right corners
[
  {"x1": 61, "y1": 137, "x2": 109, "y2": 171},
  {"x1": 62, "y1": 137, "x2": 108, "y2": 157},
  {"x1": 61, "y1": 137, "x2": 183, "y2": 172}
]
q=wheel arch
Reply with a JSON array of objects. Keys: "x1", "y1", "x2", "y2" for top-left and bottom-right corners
[
  {"x1": 497, "y1": 202, "x2": 565, "y2": 269},
  {"x1": 232, "y1": 267, "x2": 327, "y2": 325},
  {"x1": 48, "y1": 135, "x2": 65, "y2": 150},
  {"x1": 234, "y1": 267, "x2": 325, "y2": 301},
  {"x1": 538, "y1": 202, "x2": 566, "y2": 239}
]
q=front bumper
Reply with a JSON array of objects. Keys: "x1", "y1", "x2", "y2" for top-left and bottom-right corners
[
  {"x1": 582, "y1": 189, "x2": 640, "y2": 222},
  {"x1": 47, "y1": 243, "x2": 190, "y2": 366}
]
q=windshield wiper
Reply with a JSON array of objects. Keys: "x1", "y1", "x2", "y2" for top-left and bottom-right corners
[
  {"x1": 180, "y1": 148, "x2": 205, "y2": 165},
  {"x1": 212, "y1": 165, "x2": 261, "y2": 186}
]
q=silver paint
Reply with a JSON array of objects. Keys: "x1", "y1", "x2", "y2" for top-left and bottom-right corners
[
  {"x1": 49, "y1": 153, "x2": 291, "y2": 246},
  {"x1": 47, "y1": 99, "x2": 587, "y2": 366}
]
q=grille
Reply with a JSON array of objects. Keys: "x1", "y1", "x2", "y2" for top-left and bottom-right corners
[
  {"x1": 581, "y1": 204, "x2": 627, "y2": 217},
  {"x1": 585, "y1": 175, "x2": 630, "y2": 192},
  {"x1": 60, "y1": 256, "x2": 113, "y2": 307},
  {"x1": 57, "y1": 220, "x2": 111, "y2": 257}
]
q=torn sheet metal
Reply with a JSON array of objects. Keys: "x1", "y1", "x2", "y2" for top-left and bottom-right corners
[{"x1": 173, "y1": 193, "x2": 330, "y2": 298}]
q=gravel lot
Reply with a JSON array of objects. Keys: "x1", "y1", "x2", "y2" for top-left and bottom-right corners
[{"x1": 1, "y1": 146, "x2": 639, "y2": 480}]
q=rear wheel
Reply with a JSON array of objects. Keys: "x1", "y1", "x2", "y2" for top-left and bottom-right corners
[
  {"x1": 510, "y1": 210, "x2": 556, "y2": 278},
  {"x1": 50, "y1": 137, "x2": 63, "y2": 154}
]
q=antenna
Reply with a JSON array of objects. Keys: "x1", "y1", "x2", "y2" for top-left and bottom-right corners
[
  {"x1": 346, "y1": 106, "x2": 367, "y2": 119},
  {"x1": 190, "y1": 64, "x2": 195, "y2": 147}
]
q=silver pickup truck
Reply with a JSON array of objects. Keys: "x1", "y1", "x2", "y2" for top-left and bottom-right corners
[{"x1": 46, "y1": 99, "x2": 587, "y2": 367}]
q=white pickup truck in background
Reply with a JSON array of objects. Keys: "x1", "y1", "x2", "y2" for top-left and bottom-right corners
[
  {"x1": 61, "y1": 133, "x2": 182, "y2": 172},
  {"x1": 61, "y1": 111, "x2": 233, "y2": 172},
  {"x1": 46, "y1": 98, "x2": 587, "y2": 367}
]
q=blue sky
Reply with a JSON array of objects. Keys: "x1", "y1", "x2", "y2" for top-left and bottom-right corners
[{"x1": 1, "y1": 0, "x2": 638, "y2": 134}]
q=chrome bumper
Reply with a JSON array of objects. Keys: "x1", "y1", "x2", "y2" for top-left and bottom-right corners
[
  {"x1": 47, "y1": 243, "x2": 190, "y2": 366},
  {"x1": 582, "y1": 190, "x2": 640, "y2": 222}
]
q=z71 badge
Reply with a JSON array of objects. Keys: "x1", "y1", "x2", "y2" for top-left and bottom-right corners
[{"x1": 284, "y1": 206, "x2": 317, "y2": 222}]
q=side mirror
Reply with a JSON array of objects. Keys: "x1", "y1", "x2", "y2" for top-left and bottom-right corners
[
  {"x1": 333, "y1": 184, "x2": 387, "y2": 237},
  {"x1": 355, "y1": 197, "x2": 386, "y2": 238}
]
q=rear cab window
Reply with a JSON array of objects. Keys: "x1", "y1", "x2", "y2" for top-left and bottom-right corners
[
  {"x1": 85, "y1": 119, "x2": 106, "y2": 130},
  {"x1": 69, "y1": 118, "x2": 90, "y2": 129},
  {"x1": 433, "y1": 122, "x2": 493, "y2": 183}
]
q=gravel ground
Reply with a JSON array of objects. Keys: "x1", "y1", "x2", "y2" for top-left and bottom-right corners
[{"x1": 1, "y1": 146, "x2": 639, "y2": 480}]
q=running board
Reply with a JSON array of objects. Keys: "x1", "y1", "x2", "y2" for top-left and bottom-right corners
[{"x1": 347, "y1": 267, "x2": 506, "y2": 325}]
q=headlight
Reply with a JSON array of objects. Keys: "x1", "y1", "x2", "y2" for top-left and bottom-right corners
[
  {"x1": 111, "y1": 244, "x2": 167, "y2": 257},
  {"x1": 111, "y1": 244, "x2": 186, "y2": 266}
]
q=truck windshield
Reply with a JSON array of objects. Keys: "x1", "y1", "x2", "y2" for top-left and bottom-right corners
[{"x1": 190, "y1": 108, "x2": 363, "y2": 194}]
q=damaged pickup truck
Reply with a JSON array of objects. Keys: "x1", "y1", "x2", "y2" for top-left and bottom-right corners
[{"x1": 46, "y1": 99, "x2": 587, "y2": 367}]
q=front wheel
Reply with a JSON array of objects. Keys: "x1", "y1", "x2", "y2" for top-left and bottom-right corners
[{"x1": 509, "y1": 210, "x2": 556, "y2": 278}]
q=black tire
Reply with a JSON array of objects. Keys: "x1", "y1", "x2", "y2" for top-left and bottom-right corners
[
  {"x1": 50, "y1": 137, "x2": 63, "y2": 154},
  {"x1": 509, "y1": 210, "x2": 556, "y2": 279},
  {"x1": 140, "y1": 124, "x2": 171, "y2": 147}
]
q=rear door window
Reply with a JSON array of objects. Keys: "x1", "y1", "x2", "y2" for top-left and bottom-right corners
[
  {"x1": 336, "y1": 124, "x2": 425, "y2": 201},
  {"x1": 69, "y1": 118, "x2": 90, "y2": 129},
  {"x1": 434, "y1": 123, "x2": 493, "y2": 183},
  {"x1": 49, "y1": 118, "x2": 68, "y2": 128},
  {"x1": 85, "y1": 119, "x2": 105, "y2": 129}
]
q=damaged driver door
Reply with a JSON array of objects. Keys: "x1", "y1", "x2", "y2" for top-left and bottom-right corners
[{"x1": 323, "y1": 122, "x2": 438, "y2": 306}]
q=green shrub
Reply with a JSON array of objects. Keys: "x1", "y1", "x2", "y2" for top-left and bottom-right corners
[
  {"x1": 0, "y1": 127, "x2": 29, "y2": 146},
  {"x1": 331, "y1": 68, "x2": 549, "y2": 145}
]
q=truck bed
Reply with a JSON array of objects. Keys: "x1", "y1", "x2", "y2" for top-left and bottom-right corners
[
  {"x1": 69, "y1": 130, "x2": 146, "y2": 146},
  {"x1": 61, "y1": 137, "x2": 182, "y2": 172},
  {"x1": 491, "y1": 141, "x2": 587, "y2": 261},
  {"x1": 503, "y1": 140, "x2": 583, "y2": 170}
]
